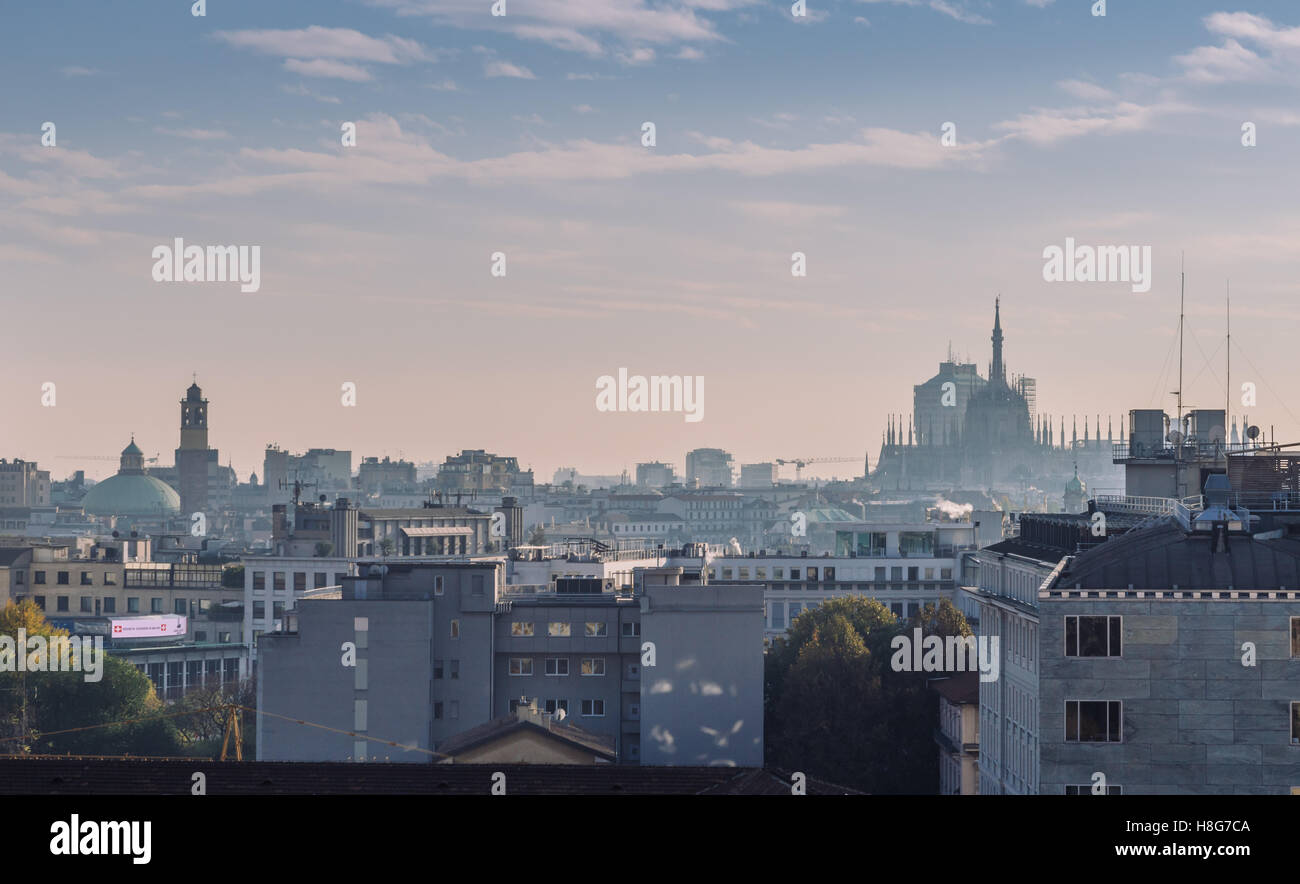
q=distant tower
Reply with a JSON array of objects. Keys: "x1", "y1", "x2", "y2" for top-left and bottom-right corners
[
  {"x1": 176, "y1": 379, "x2": 210, "y2": 517},
  {"x1": 990, "y1": 297, "x2": 1005, "y2": 386},
  {"x1": 1064, "y1": 463, "x2": 1087, "y2": 513}
]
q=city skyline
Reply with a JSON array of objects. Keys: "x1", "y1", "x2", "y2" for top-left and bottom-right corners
[{"x1": 4, "y1": 1, "x2": 1299, "y2": 480}]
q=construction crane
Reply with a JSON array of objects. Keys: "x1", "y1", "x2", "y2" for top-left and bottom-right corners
[
  {"x1": 775, "y1": 457, "x2": 859, "y2": 481},
  {"x1": 58, "y1": 453, "x2": 161, "y2": 464}
]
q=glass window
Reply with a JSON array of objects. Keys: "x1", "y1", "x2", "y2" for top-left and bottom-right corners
[
  {"x1": 545, "y1": 658, "x2": 569, "y2": 676},
  {"x1": 1065, "y1": 700, "x2": 1122, "y2": 742},
  {"x1": 621, "y1": 621, "x2": 640, "y2": 636},
  {"x1": 584, "y1": 622, "x2": 607, "y2": 637},
  {"x1": 56, "y1": 596, "x2": 69, "y2": 612},
  {"x1": 581, "y1": 699, "x2": 605, "y2": 717},
  {"x1": 103, "y1": 597, "x2": 116, "y2": 613},
  {"x1": 80, "y1": 596, "x2": 92, "y2": 613},
  {"x1": 294, "y1": 572, "x2": 307, "y2": 592},
  {"x1": 57, "y1": 571, "x2": 69, "y2": 585},
  {"x1": 450, "y1": 660, "x2": 459, "y2": 679},
  {"x1": 151, "y1": 598, "x2": 163, "y2": 613},
  {"x1": 1065, "y1": 616, "x2": 1122, "y2": 657},
  {"x1": 434, "y1": 660, "x2": 443, "y2": 679},
  {"x1": 253, "y1": 571, "x2": 265, "y2": 591},
  {"x1": 80, "y1": 572, "x2": 93, "y2": 585},
  {"x1": 253, "y1": 601, "x2": 265, "y2": 619},
  {"x1": 450, "y1": 619, "x2": 459, "y2": 638},
  {"x1": 511, "y1": 621, "x2": 534, "y2": 636},
  {"x1": 580, "y1": 658, "x2": 605, "y2": 676},
  {"x1": 509, "y1": 658, "x2": 533, "y2": 676},
  {"x1": 127, "y1": 597, "x2": 140, "y2": 613},
  {"x1": 548, "y1": 621, "x2": 570, "y2": 637}
]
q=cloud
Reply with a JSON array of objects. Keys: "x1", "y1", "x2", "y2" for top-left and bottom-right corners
[
  {"x1": 281, "y1": 83, "x2": 343, "y2": 103},
  {"x1": 573, "y1": 104, "x2": 595, "y2": 114},
  {"x1": 60, "y1": 66, "x2": 99, "y2": 77},
  {"x1": 1175, "y1": 38, "x2": 1265, "y2": 84},
  {"x1": 994, "y1": 101, "x2": 1171, "y2": 145},
  {"x1": 214, "y1": 26, "x2": 433, "y2": 63},
  {"x1": 677, "y1": 46, "x2": 705, "y2": 59},
  {"x1": 858, "y1": 0, "x2": 991, "y2": 26},
  {"x1": 426, "y1": 78, "x2": 459, "y2": 91},
  {"x1": 485, "y1": 60, "x2": 536, "y2": 79},
  {"x1": 731, "y1": 200, "x2": 848, "y2": 223},
  {"x1": 1056, "y1": 79, "x2": 1116, "y2": 102},
  {"x1": 283, "y1": 58, "x2": 374, "y2": 81},
  {"x1": 1174, "y1": 13, "x2": 1300, "y2": 84},
  {"x1": 617, "y1": 48, "x2": 656, "y2": 65},
  {"x1": 363, "y1": 0, "x2": 735, "y2": 57},
  {"x1": 215, "y1": 26, "x2": 435, "y2": 81},
  {"x1": 154, "y1": 127, "x2": 231, "y2": 140}
]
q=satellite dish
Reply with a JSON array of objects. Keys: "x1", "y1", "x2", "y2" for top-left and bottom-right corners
[
  {"x1": 1167, "y1": 430, "x2": 1184, "y2": 446},
  {"x1": 1247, "y1": 425, "x2": 1260, "y2": 440}
]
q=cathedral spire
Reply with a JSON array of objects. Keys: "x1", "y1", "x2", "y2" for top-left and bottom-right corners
[{"x1": 990, "y1": 296, "x2": 1005, "y2": 385}]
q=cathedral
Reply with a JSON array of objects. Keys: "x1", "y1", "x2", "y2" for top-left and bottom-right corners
[{"x1": 872, "y1": 300, "x2": 1122, "y2": 502}]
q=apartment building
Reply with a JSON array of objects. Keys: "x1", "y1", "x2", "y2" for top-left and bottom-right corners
[{"x1": 257, "y1": 559, "x2": 765, "y2": 765}]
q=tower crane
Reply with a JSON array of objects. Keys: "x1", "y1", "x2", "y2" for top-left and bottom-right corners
[{"x1": 775, "y1": 457, "x2": 859, "y2": 481}]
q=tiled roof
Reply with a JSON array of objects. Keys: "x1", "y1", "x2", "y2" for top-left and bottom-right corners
[
  {"x1": 0, "y1": 758, "x2": 858, "y2": 795},
  {"x1": 436, "y1": 715, "x2": 615, "y2": 760}
]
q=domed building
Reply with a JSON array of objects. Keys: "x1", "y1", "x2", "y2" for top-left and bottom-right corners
[
  {"x1": 81, "y1": 438, "x2": 181, "y2": 518},
  {"x1": 1063, "y1": 464, "x2": 1087, "y2": 513}
]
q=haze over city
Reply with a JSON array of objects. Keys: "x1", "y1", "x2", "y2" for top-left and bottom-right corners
[{"x1": 4, "y1": 0, "x2": 1300, "y2": 481}]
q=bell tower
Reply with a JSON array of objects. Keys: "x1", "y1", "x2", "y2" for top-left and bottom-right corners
[{"x1": 176, "y1": 377, "x2": 210, "y2": 516}]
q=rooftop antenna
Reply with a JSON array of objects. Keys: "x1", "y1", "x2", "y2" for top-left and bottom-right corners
[{"x1": 1176, "y1": 253, "x2": 1184, "y2": 428}]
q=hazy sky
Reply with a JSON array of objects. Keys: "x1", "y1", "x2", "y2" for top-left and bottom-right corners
[{"x1": 3, "y1": 0, "x2": 1299, "y2": 482}]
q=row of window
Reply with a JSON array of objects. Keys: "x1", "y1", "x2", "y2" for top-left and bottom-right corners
[
  {"x1": 1064, "y1": 700, "x2": 1300, "y2": 744},
  {"x1": 27, "y1": 570, "x2": 117, "y2": 586},
  {"x1": 510, "y1": 621, "x2": 638, "y2": 637},
  {"x1": 32, "y1": 595, "x2": 190, "y2": 615},
  {"x1": 252, "y1": 572, "x2": 347, "y2": 592},
  {"x1": 508, "y1": 657, "x2": 639, "y2": 677},
  {"x1": 716, "y1": 565, "x2": 954, "y2": 582}
]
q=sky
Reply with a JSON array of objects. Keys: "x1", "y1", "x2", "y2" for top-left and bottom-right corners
[{"x1": 2, "y1": 0, "x2": 1299, "y2": 483}]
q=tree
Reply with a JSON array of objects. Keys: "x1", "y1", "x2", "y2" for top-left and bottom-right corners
[
  {"x1": 378, "y1": 537, "x2": 396, "y2": 556},
  {"x1": 764, "y1": 596, "x2": 973, "y2": 793},
  {"x1": 0, "y1": 601, "x2": 183, "y2": 756},
  {"x1": 314, "y1": 541, "x2": 334, "y2": 557}
]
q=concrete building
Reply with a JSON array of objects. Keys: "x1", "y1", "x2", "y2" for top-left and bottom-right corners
[
  {"x1": 685, "y1": 448, "x2": 734, "y2": 488},
  {"x1": 935, "y1": 673, "x2": 981, "y2": 795},
  {"x1": 740, "y1": 463, "x2": 779, "y2": 487},
  {"x1": 0, "y1": 458, "x2": 50, "y2": 507},
  {"x1": 357, "y1": 456, "x2": 417, "y2": 494},
  {"x1": 175, "y1": 382, "x2": 210, "y2": 518},
  {"x1": 257, "y1": 557, "x2": 765, "y2": 766},
  {"x1": 1037, "y1": 479, "x2": 1300, "y2": 795},
  {"x1": 437, "y1": 450, "x2": 532, "y2": 495},
  {"x1": 636, "y1": 461, "x2": 675, "y2": 488}
]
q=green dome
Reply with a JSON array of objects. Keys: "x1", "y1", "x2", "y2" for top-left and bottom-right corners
[
  {"x1": 122, "y1": 439, "x2": 143, "y2": 456},
  {"x1": 82, "y1": 474, "x2": 181, "y2": 516},
  {"x1": 1065, "y1": 469, "x2": 1085, "y2": 494}
]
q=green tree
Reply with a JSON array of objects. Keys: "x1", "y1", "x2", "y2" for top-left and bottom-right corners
[{"x1": 764, "y1": 596, "x2": 972, "y2": 793}]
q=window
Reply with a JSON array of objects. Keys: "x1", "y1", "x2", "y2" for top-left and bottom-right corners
[
  {"x1": 1065, "y1": 700, "x2": 1122, "y2": 743},
  {"x1": 103, "y1": 597, "x2": 116, "y2": 614},
  {"x1": 434, "y1": 575, "x2": 444, "y2": 595},
  {"x1": 273, "y1": 572, "x2": 285, "y2": 592},
  {"x1": 219, "y1": 632, "x2": 231, "y2": 643},
  {"x1": 625, "y1": 662, "x2": 640, "y2": 679},
  {"x1": 509, "y1": 658, "x2": 533, "y2": 676},
  {"x1": 790, "y1": 569, "x2": 800, "y2": 580},
  {"x1": 543, "y1": 699, "x2": 569, "y2": 715},
  {"x1": 584, "y1": 622, "x2": 607, "y2": 637},
  {"x1": 253, "y1": 572, "x2": 265, "y2": 591},
  {"x1": 434, "y1": 660, "x2": 443, "y2": 679},
  {"x1": 1293, "y1": 702, "x2": 1300, "y2": 745},
  {"x1": 581, "y1": 658, "x2": 605, "y2": 676},
  {"x1": 252, "y1": 601, "x2": 265, "y2": 619},
  {"x1": 103, "y1": 572, "x2": 116, "y2": 586},
  {"x1": 450, "y1": 660, "x2": 459, "y2": 679},
  {"x1": 890, "y1": 602, "x2": 903, "y2": 617},
  {"x1": 771, "y1": 603, "x2": 785, "y2": 629},
  {"x1": 1292, "y1": 617, "x2": 1300, "y2": 659},
  {"x1": 450, "y1": 619, "x2": 459, "y2": 638},
  {"x1": 788, "y1": 602, "x2": 801, "y2": 621},
  {"x1": 56, "y1": 596, "x2": 69, "y2": 612},
  {"x1": 621, "y1": 621, "x2": 640, "y2": 637},
  {"x1": 175, "y1": 599, "x2": 186, "y2": 615},
  {"x1": 807, "y1": 567, "x2": 818, "y2": 581},
  {"x1": 739, "y1": 567, "x2": 748, "y2": 579},
  {"x1": 545, "y1": 658, "x2": 569, "y2": 676},
  {"x1": 34, "y1": 571, "x2": 45, "y2": 585},
  {"x1": 907, "y1": 567, "x2": 919, "y2": 581},
  {"x1": 57, "y1": 571, "x2": 69, "y2": 585},
  {"x1": 774, "y1": 567, "x2": 784, "y2": 579},
  {"x1": 1065, "y1": 784, "x2": 1122, "y2": 795},
  {"x1": 80, "y1": 572, "x2": 93, "y2": 585},
  {"x1": 581, "y1": 699, "x2": 605, "y2": 717},
  {"x1": 80, "y1": 596, "x2": 92, "y2": 613},
  {"x1": 548, "y1": 621, "x2": 570, "y2": 637},
  {"x1": 511, "y1": 621, "x2": 534, "y2": 637},
  {"x1": 941, "y1": 568, "x2": 953, "y2": 580},
  {"x1": 314, "y1": 573, "x2": 327, "y2": 589},
  {"x1": 150, "y1": 597, "x2": 163, "y2": 614},
  {"x1": 273, "y1": 601, "x2": 285, "y2": 619},
  {"x1": 471, "y1": 575, "x2": 485, "y2": 596},
  {"x1": 195, "y1": 631, "x2": 207, "y2": 642},
  {"x1": 434, "y1": 702, "x2": 443, "y2": 720},
  {"x1": 875, "y1": 566, "x2": 886, "y2": 582},
  {"x1": 1065, "y1": 615, "x2": 1122, "y2": 657},
  {"x1": 628, "y1": 702, "x2": 640, "y2": 719},
  {"x1": 127, "y1": 597, "x2": 140, "y2": 613}
]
